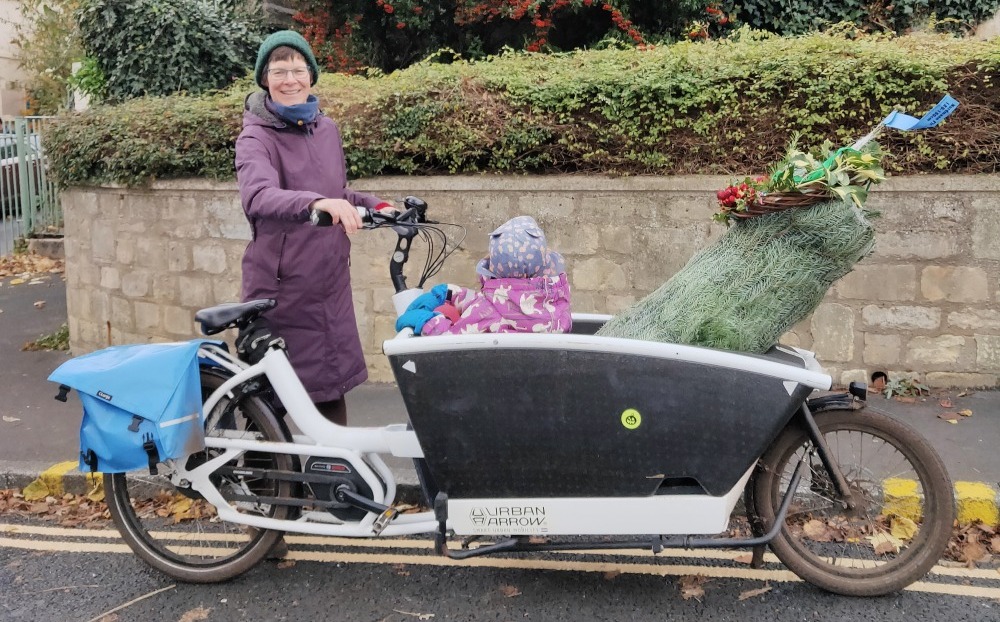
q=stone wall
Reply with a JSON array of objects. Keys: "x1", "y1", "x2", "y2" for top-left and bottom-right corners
[{"x1": 61, "y1": 174, "x2": 1000, "y2": 388}]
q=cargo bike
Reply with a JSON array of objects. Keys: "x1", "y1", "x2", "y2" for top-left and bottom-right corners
[{"x1": 51, "y1": 199, "x2": 954, "y2": 596}]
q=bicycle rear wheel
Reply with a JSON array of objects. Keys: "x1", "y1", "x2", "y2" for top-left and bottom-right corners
[
  {"x1": 104, "y1": 368, "x2": 292, "y2": 583},
  {"x1": 752, "y1": 409, "x2": 953, "y2": 596}
]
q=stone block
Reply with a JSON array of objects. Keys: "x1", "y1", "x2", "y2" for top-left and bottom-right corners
[
  {"x1": 977, "y1": 335, "x2": 1000, "y2": 371},
  {"x1": 193, "y1": 245, "x2": 228, "y2": 275},
  {"x1": 571, "y1": 257, "x2": 628, "y2": 293},
  {"x1": 116, "y1": 238, "x2": 135, "y2": 265},
  {"x1": 135, "y1": 238, "x2": 167, "y2": 269},
  {"x1": 925, "y1": 372, "x2": 999, "y2": 389},
  {"x1": 571, "y1": 291, "x2": 598, "y2": 315},
  {"x1": 110, "y1": 296, "x2": 135, "y2": 332},
  {"x1": 864, "y1": 333, "x2": 902, "y2": 365},
  {"x1": 920, "y1": 266, "x2": 989, "y2": 303},
  {"x1": 516, "y1": 193, "x2": 577, "y2": 220},
  {"x1": 167, "y1": 241, "x2": 190, "y2": 272},
  {"x1": 134, "y1": 301, "x2": 160, "y2": 331},
  {"x1": 549, "y1": 227, "x2": 599, "y2": 255},
  {"x1": 948, "y1": 309, "x2": 1000, "y2": 331},
  {"x1": 972, "y1": 200, "x2": 1000, "y2": 260},
  {"x1": 152, "y1": 274, "x2": 179, "y2": 303},
  {"x1": 373, "y1": 287, "x2": 398, "y2": 315},
  {"x1": 873, "y1": 231, "x2": 959, "y2": 260},
  {"x1": 91, "y1": 222, "x2": 117, "y2": 262},
  {"x1": 834, "y1": 265, "x2": 916, "y2": 301},
  {"x1": 599, "y1": 226, "x2": 634, "y2": 256},
  {"x1": 862, "y1": 305, "x2": 940, "y2": 330},
  {"x1": 166, "y1": 195, "x2": 199, "y2": 221},
  {"x1": 100, "y1": 267, "x2": 120, "y2": 291},
  {"x1": 906, "y1": 335, "x2": 966, "y2": 366},
  {"x1": 120, "y1": 270, "x2": 150, "y2": 298},
  {"x1": 810, "y1": 303, "x2": 855, "y2": 362},
  {"x1": 605, "y1": 295, "x2": 636, "y2": 315},
  {"x1": 179, "y1": 275, "x2": 213, "y2": 308},
  {"x1": 164, "y1": 305, "x2": 196, "y2": 336},
  {"x1": 631, "y1": 225, "x2": 711, "y2": 292},
  {"x1": 212, "y1": 277, "x2": 241, "y2": 304}
]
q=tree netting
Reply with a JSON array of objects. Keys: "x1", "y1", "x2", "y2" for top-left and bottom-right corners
[{"x1": 595, "y1": 200, "x2": 875, "y2": 353}]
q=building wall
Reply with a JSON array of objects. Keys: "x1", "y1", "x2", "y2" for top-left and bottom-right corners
[
  {"x1": 0, "y1": 0, "x2": 28, "y2": 120},
  {"x1": 60, "y1": 174, "x2": 1000, "y2": 388}
]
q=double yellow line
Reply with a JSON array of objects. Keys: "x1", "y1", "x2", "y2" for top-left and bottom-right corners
[{"x1": 3, "y1": 524, "x2": 1000, "y2": 600}]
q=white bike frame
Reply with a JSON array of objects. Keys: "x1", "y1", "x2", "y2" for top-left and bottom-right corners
[{"x1": 173, "y1": 341, "x2": 440, "y2": 537}]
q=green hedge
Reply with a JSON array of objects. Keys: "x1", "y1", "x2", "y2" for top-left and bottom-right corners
[{"x1": 47, "y1": 30, "x2": 1000, "y2": 186}]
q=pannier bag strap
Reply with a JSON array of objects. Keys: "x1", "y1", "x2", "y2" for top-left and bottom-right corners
[
  {"x1": 81, "y1": 449, "x2": 98, "y2": 473},
  {"x1": 55, "y1": 384, "x2": 71, "y2": 402},
  {"x1": 142, "y1": 433, "x2": 159, "y2": 475}
]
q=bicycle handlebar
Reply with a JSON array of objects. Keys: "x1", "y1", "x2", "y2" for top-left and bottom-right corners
[{"x1": 308, "y1": 196, "x2": 459, "y2": 295}]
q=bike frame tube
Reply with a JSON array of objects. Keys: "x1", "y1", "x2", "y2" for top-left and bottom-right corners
[{"x1": 796, "y1": 402, "x2": 857, "y2": 509}]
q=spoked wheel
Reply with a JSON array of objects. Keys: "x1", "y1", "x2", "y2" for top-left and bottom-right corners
[
  {"x1": 104, "y1": 368, "x2": 293, "y2": 583},
  {"x1": 752, "y1": 409, "x2": 953, "y2": 596}
]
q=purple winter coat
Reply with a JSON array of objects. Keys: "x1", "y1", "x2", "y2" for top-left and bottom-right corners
[{"x1": 235, "y1": 91, "x2": 384, "y2": 402}]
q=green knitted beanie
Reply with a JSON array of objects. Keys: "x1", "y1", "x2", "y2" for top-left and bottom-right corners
[{"x1": 255, "y1": 30, "x2": 320, "y2": 89}]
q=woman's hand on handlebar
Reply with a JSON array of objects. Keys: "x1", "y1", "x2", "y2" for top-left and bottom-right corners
[{"x1": 310, "y1": 198, "x2": 364, "y2": 234}]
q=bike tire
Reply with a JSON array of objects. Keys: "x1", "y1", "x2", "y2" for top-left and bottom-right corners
[
  {"x1": 104, "y1": 368, "x2": 292, "y2": 583},
  {"x1": 752, "y1": 409, "x2": 953, "y2": 596}
]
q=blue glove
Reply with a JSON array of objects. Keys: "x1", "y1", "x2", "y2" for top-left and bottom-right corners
[{"x1": 395, "y1": 284, "x2": 449, "y2": 334}]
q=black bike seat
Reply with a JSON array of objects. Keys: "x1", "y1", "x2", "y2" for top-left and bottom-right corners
[{"x1": 194, "y1": 299, "x2": 276, "y2": 335}]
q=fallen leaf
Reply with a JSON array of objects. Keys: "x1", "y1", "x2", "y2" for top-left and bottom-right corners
[
  {"x1": 9, "y1": 278, "x2": 25, "y2": 285},
  {"x1": 734, "y1": 553, "x2": 754, "y2": 565},
  {"x1": 603, "y1": 570, "x2": 621, "y2": 580},
  {"x1": 499, "y1": 584, "x2": 522, "y2": 598},
  {"x1": 177, "y1": 607, "x2": 211, "y2": 622},
  {"x1": 527, "y1": 535, "x2": 549, "y2": 544},
  {"x1": 960, "y1": 540, "x2": 988, "y2": 565},
  {"x1": 938, "y1": 413, "x2": 959, "y2": 423},
  {"x1": 391, "y1": 563, "x2": 410, "y2": 576},
  {"x1": 958, "y1": 409, "x2": 973, "y2": 417},
  {"x1": 33, "y1": 300, "x2": 46, "y2": 309},
  {"x1": 890, "y1": 516, "x2": 918, "y2": 541},
  {"x1": 939, "y1": 398, "x2": 954, "y2": 408},
  {"x1": 2, "y1": 416, "x2": 20, "y2": 423},
  {"x1": 678, "y1": 575, "x2": 708, "y2": 601},
  {"x1": 738, "y1": 584, "x2": 772, "y2": 601},
  {"x1": 276, "y1": 560, "x2": 296, "y2": 570},
  {"x1": 867, "y1": 532, "x2": 903, "y2": 555},
  {"x1": 802, "y1": 519, "x2": 835, "y2": 542}
]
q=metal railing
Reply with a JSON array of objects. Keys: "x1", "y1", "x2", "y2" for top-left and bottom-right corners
[{"x1": 1, "y1": 116, "x2": 62, "y2": 256}]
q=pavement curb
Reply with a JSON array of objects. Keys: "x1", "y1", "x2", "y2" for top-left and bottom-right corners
[{"x1": 3, "y1": 461, "x2": 998, "y2": 526}]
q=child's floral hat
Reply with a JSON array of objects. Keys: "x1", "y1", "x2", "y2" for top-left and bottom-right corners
[{"x1": 476, "y1": 216, "x2": 565, "y2": 279}]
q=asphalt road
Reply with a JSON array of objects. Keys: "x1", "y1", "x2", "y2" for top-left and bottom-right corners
[{"x1": 2, "y1": 518, "x2": 1000, "y2": 622}]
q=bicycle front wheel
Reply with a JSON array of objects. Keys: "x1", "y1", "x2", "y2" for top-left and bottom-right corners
[
  {"x1": 752, "y1": 409, "x2": 953, "y2": 596},
  {"x1": 104, "y1": 369, "x2": 293, "y2": 583}
]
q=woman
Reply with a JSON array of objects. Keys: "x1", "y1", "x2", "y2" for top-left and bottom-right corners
[{"x1": 235, "y1": 30, "x2": 392, "y2": 425}]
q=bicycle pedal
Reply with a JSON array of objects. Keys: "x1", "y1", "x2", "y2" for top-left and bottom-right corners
[{"x1": 372, "y1": 507, "x2": 399, "y2": 535}]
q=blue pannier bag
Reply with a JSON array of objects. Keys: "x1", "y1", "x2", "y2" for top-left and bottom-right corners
[{"x1": 49, "y1": 340, "x2": 216, "y2": 474}]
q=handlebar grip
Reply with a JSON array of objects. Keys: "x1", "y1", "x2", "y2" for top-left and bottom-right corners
[{"x1": 310, "y1": 206, "x2": 372, "y2": 227}]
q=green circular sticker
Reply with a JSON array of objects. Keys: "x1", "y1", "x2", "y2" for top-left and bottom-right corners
[{"x1": 621, "y1": 408, "x2": 642, "y2": 430}]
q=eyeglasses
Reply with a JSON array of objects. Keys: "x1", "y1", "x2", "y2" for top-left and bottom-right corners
[{"x1": 267, "y1": 67, "x2": 311, "y2": 80}]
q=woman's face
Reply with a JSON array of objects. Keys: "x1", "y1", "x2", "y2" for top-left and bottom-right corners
[{"x1": 265, "y1": 52, "x2": 311, "y2": 107}]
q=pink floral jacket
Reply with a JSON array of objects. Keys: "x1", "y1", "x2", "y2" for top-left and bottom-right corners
[{"x1": 422, "y1": 273, "x2": 571, "y2": 335}]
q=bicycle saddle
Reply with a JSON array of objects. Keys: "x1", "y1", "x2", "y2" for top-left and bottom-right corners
[{"x1": 194, "y1": 299, "x2": 276, "y2": 335}]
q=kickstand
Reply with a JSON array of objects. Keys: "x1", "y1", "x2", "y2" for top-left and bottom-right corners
[
  {"x1": 750, "y1": 544, "x2": 766, "y2": 569},
  {"x1": 461, "y1": 535, "x2": 485, "y2": 550}
]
